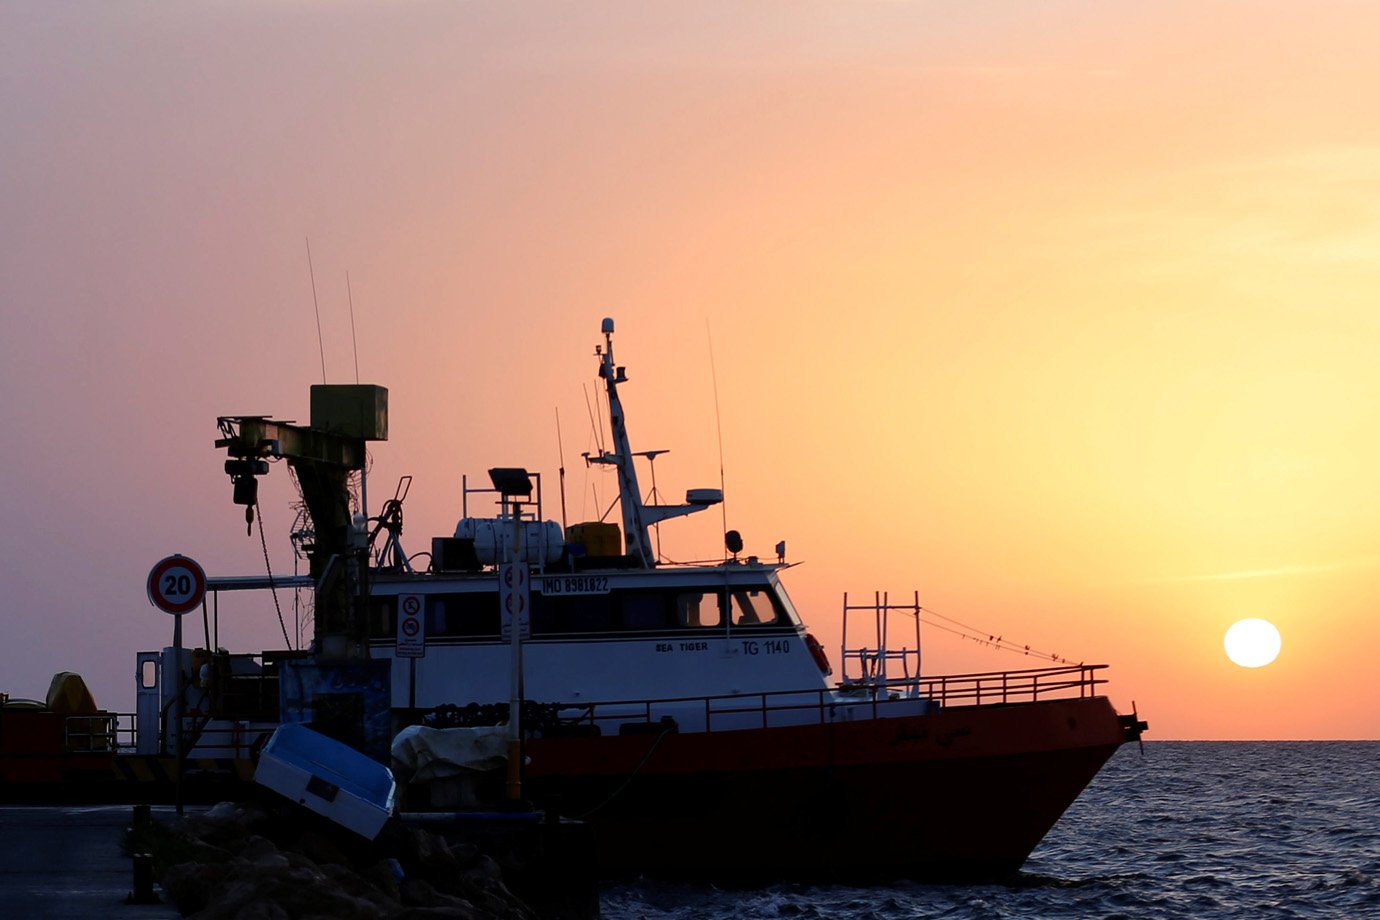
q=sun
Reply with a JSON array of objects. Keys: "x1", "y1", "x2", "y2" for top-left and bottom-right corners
[{"x1": 1224, "y1": 618, "x2": 1282, "y2": 668}]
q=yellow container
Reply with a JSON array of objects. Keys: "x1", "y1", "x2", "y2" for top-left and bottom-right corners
[{"x1": 566, "y1": 522, "x2": 622, "y2": 556}]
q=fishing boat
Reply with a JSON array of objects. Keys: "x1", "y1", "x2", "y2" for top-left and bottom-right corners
[{"x1": 8, "y1": 318, "x2": 1146, "y2": 879}]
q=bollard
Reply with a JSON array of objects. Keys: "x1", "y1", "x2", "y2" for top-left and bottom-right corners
[
  {"x1": 127, "y1": 852, "x2": 159, "y2": 904},
  {"x1": 132, "y1": 803, "x2": 151, "y2": 829}
]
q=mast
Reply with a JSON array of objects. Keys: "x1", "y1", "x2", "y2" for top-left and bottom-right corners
[
  {"x1": 597, "y1": 318, "x2": 656, "y2": 567},
  {"x1": 591, "y1": 317, "x2": 722, "y2": 568}
]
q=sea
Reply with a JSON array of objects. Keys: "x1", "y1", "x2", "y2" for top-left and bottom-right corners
[{"x1": 600, "y1": 742, "x2": 1380, "y2": 920}]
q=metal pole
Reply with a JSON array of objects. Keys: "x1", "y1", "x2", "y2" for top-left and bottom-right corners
[
  {"x1": 914, "y1": 590, "x2": 921, "y2": 680},
  {"x1": 506, "y1": 497, "x2": 523, "y2": 803},
  {"x1": 173, "y1": 612, "x2": 184, "y2": 817}
]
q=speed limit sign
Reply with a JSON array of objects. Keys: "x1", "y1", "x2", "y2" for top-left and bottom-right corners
[{"x1": 147, "y1": 554, "x2": 207, "y2": 615}]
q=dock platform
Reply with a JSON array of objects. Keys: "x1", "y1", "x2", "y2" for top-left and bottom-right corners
[{"x1": 0, "y1": 805, "x2": 181, "y2": 919}]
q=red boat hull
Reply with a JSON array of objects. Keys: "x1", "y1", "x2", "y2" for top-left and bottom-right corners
[
  {"x1": 0, "y1": 709, "x2": 116, "y2": 796},
  {"x1": 525, "y1": 695, "x2": 1128, "y2": 880}
]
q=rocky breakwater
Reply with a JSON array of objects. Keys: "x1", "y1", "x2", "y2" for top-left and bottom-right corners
[{"x1": 127, "y1": 801, "x2": 549, "y2": 920}]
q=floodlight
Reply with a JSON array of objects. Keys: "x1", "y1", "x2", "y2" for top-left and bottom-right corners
[{"x1": 487, "y1": 467, "x2": 533, "y2": 497}]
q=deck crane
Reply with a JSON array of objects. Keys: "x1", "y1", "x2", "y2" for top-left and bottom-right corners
[{"x1": 215, "y1": 384, "x2": 388, "y2": 661}]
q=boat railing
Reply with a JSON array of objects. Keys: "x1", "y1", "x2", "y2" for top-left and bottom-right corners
[
  {"x1": 59, "y1": 713, "x2": 122, "y2": 753},
  {"x1": 910, "y1": 664, "x2": 1106, "y2": 707},
  {"x1": 64, "y1": 711, "x2": 274, "y2": 759},
  {"x1": 554, "y1": 663, "x2": 1108, "y2": 735}
]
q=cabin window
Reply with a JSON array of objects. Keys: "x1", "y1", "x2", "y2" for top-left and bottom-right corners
[
  {"x1": 622, "y1": 591, "x2": 676, "y2": 630},
  {"x1": 677, "y1": 591, "x2": 719, "y2": 628},
  {"x1": 531, "y1": 593, "x2": 557, "y2": 635},
  {"x1": 437, "y1": 593, "x2": 500, "y2": 637},
  {"x1": 427, "y1": 600, "x2": 447, "y2": 636},
  {"x1": 370, "y1": 597, "x2": 396, "y2": 637},
  {"x1": 368, "y1": 593, "x2": 502, "y2": 639},
  {"x1": 728, "y1": 589, "x2": 779, "y2": 626},
  {"x1": 565, "y1": 595, "x2": 617, "y2": 632}
]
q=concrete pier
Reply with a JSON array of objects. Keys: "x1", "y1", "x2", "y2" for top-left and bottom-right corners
[{"x1": 0, "y1": 805, "x2": 181, "y2": 919}]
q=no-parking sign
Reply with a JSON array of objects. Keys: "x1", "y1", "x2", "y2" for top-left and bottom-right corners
[
  {"x1": 499, "y1": 562, "x2": 530, "y2": 640},
  {"x1": 397, "y1": 593, "x2": 426, "y2": 658}
]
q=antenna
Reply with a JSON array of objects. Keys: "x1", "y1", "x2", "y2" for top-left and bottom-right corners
[
  {"x1": 555, "y1": 407, "x2": 568, "y2": 530},
  {"x1": 305, "y1": 237, "x2": 327, "y2": 384},
  {"x1": 346, "y1": 271, "x2": 360, "y2": 385},
  {"x1": 581, "y1": 384, "x2": 605, "y2": 456},
  {"x1": 706, "y1": 320, "x2": 728, "y2": 557}
]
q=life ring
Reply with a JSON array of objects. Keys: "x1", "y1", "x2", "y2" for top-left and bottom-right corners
[{"x1": 805, "y1": 632, "x2": 832, "y2": 676}]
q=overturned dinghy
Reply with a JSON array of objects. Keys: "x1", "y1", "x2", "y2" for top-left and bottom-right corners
[{"x1": 254, "y1": 723, "x2": 397, "y2": 839}]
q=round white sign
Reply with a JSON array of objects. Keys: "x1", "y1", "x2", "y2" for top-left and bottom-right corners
[{"x1": 147, "y1": 554, "x2": 207, "y2": 615}]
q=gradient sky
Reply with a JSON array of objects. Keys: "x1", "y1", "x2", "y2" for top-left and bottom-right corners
[{"x1": 3, "y1": 2, "x2": 1378, "y2": 739}]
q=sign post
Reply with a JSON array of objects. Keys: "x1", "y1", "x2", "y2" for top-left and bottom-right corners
[
  {"x1": 500, "y1": 523, "x2": 531, "y2": 803},
  {"x1": 487, "y1": 466, "x2": 534, "y2": 805},
  {"x1": 396, "y1": 593, "x2": 426, "y2": 709},
  {"x1": 147, "y1": 554, "x2": 207, "y2": 817}
]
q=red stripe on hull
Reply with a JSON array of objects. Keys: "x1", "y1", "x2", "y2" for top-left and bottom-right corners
[{"x1": 526, "y1": 696, "x2": 1125, "y2": 879}]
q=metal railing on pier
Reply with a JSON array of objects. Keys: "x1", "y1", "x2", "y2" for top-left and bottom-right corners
[{"x1": 64, "y1": 713, "x2": 273, "y2": 759}]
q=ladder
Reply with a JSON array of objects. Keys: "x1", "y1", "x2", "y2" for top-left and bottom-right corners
[{"x1": 840, "y1": 591, "x2": 922, "y2": 693}]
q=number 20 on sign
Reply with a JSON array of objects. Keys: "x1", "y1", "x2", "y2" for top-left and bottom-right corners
[{"x1": 147, "y1": 554, "x2": 208, "y2": 615}]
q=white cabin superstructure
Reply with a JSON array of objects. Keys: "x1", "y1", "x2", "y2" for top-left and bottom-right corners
[{"x1": 367, "y1": 563, "x2": 833, "y2": 710}]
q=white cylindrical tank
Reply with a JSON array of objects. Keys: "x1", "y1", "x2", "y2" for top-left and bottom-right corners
[{"x1": 454, "y1": 517, "x2": 564, "y2": 565}]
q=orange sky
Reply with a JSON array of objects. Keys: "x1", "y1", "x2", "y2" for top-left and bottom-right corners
[{"x1": 2, "y1": 2, "x2": 1378, "y2": 738}]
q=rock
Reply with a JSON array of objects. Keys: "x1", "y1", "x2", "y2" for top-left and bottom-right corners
[
  {"x1": 448, "y1": 840, "x2": 481, "y2": 865},
  {"x1": 149, "y1": 798, "x2": 558, "y2": 920},
  {"x1": 293, "y1": 826, "x2": 354, "y2": 867},
  {"x1": 283, "y1": 849, "x2": 323, "y2": 871},
  {"x1": 462, "y1": 882, "x2": 535, "y2": 920},
  {"x1": 183, "y1": 809, "x2": 255, "y2": 848},
  {"x1": 395, "y1": 906, "x2": 484, "y2": 920},
  {"x1": 231, "y1": 899, "x2": 291, "y2": 920},
  {"x1": 398, "y1": 826, "x2": 463, "y2": 875},
  {"x1": 320, "y1": 861, "x2": 400, "y2": 912},
  {"x1": 416, "y1": 830, "x2": 460, "y2": 871},
  {"x1": 188, "y1": 866, "x2": 382, "y2": 920},
  {"x1": 463, "y1": 854, "x2": 505, "y2": 884},
  {"x1": 239, "y1": 834, "x2": 289, "y2": 868},
  {"x1": 361, "y1": 857, "x2": 404, "y2": 903},
  {"x1": 400, "y1": 877, "x2": 444, "y2": 907},
  {"x1": 160, "y1": 861, "x2": 234, "y2": 915},
  {"x1": 187, "y1": 874, "x2": 265, "y2": 920}
]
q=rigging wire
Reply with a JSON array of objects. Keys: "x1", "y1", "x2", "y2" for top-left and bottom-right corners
[
  {"x1": 581, "y1": 382, "x2": 613, "y2": 522},
  {"x1": 581, "y1": 384, "x2": 601, "y2": 455},
  {"x1": 255, "y1": 497, "x2": 294, "y2": 649},
  {"x1": 899, "y1": 603, "x2": 1079, "y2": 665},
  {"x1": 706, "y1": 321, "x2": 728, "y2": 557},
  {"x1": 574, "y1": 724, "x2": 674, "y2": 820},
  {"x1": 305, "y1": 237, "x2": 327, "y2": 384},
  {"x1": 346, "y1": 270, "x2": 360, "y2": 385},
  {"x1": 555, "y1": 407, "x2": 568, "y2": 531}
]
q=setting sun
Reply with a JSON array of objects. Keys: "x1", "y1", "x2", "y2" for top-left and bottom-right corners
[{"x1": 1224, "y1": 619, "x2": 1282, "y2": 669}]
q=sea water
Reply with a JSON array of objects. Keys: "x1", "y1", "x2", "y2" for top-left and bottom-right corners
[{"x1": 601, "y1": 742, "x2": 1380, "y2": 919}]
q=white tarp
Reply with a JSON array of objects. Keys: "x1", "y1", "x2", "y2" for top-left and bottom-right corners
[{"x1": 390, "y1": 724, "x2": 508, "y2": 784}]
